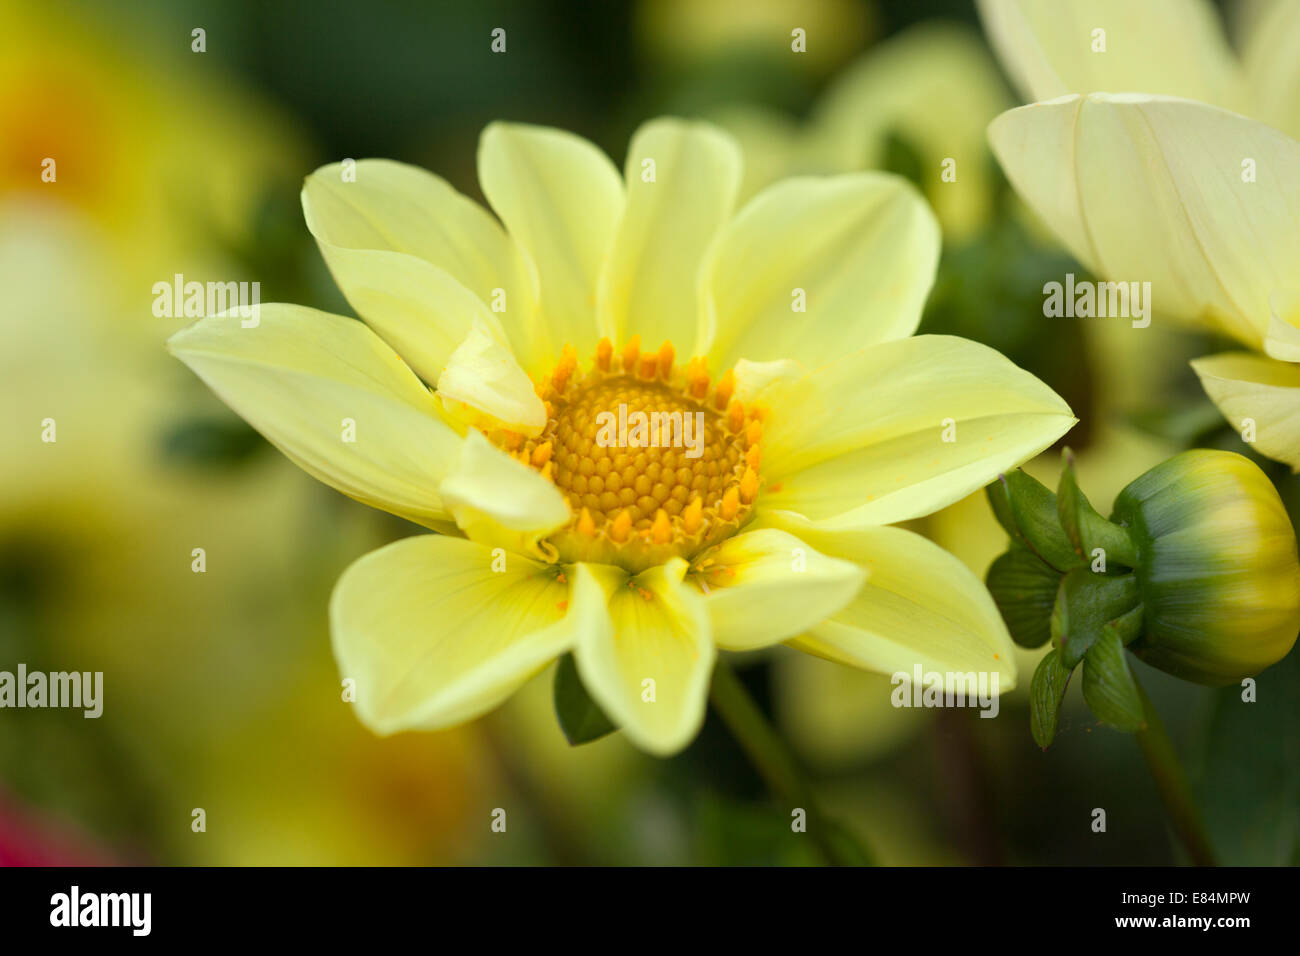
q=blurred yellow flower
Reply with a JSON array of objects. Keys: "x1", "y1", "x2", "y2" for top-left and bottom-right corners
[
  {"x1": 171, "y1": 118, "x2": 1076, "y2": 756},
  {"x1": 635, "y1": 0, "x2": 872, "y2": 80},
  {"x1": 0, "y1": 0, "x2": 302, "y2": 287},
  {"x1": 709, "y1": 23, "x2": 1013, "y2": 240},
  {"x1": 1, "y1": 0, "x2": 486, "y2": 863}
]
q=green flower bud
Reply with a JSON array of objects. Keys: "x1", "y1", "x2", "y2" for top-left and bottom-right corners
[{"x1": 1111, "y1": 450, "x2": 1300, "y2": 686}]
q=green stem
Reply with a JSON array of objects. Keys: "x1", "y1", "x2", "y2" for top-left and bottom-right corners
[
  {"x1": 1133, "y1": 678, "x2": 1218, "y2": 866},
  {"x1": 708, "y1": 658, "x2": 875, "y2": 866}
]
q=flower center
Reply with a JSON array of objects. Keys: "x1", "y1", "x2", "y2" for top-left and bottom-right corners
[{"x1": 493, "y1": 336, "x2": 762, "y2": 571}]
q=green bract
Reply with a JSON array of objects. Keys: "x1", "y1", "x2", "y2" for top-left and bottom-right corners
[{"x1": 988, "y1": 449, "x2": 1300, "y2": 745}]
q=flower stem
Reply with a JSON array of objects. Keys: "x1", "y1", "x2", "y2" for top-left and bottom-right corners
[
  {"x1": 1132, "y1": 677, "x2": 1218, "y2": 866},
  {"x1": 708, "y1": 658, "x2": 875, "y2": 866}
]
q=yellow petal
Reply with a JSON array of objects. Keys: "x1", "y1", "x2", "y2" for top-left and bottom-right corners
[
  {"x1": 1263, "y1": 290, "x2": 1300, "y2": 363},
  {"x1": 598, "y1": 118, "x2": 741, "y2": 352},
  {"x1": 989, "y1": 93, "x2": 1300, "y2": 347},
  {"x1": 772, "y1": 520, "x2": 1017, "y2": 690},
  {"x1": 302, "y1": 159, "x2": 542, "y2": 379},
  {"x1": 478, "y1": 122, "x2": 625, "y2": 364},
  {"x1": 573, "y1": 559, "x2": 715, "y2": 755},
  {"x1": 976, "y1": 0, "x2": 1244, "y2": 109},
  {"x1": 731, "y1": 357, "x2": 807, "y2": 404},
  {"x1": 331, "y1": 535, "x2": 604, "y2": 734},
  {"x1": 702, "y1": 173, "x2": 940, "y2": 369},
  {"x1": 436, "y1": 318, "x2": 546, "y2": 435},
  {"x1": 167, "y1": 304, "x2": 459, "y2": 528},
  {"x1": 1191, "y1": 351, "x2": 1300, "y2": 469},
  {"x1": 439, "y1": 429, "x2": 570, "y2": 559},
  {"x1": 751, "y1": 335, "x2": 1075, "y2": 527},
  {"x1": 1242, "y1": 0, "x2": 1300, "y2": 140},
  {"x1": 689, "y1": 528, "x2": 865, "y2": 651}
]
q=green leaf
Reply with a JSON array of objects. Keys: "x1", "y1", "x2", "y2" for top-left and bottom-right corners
[
  {"x1": 1110, "y1": 603, "x2": 1145, "y2": 646},
  {"x1": 986, "y1": 546, "x2": 1061, "y2": 648},
  {"x1": 986, "y1": 475, "x2": 1020, "y2": 539},
  {"x1": 553, "y1": 653, "x2": 616, "y2": 746},
  {"x1": 1057, "y1": 568, "x2": 1142, "y2": 669},
  {"x1": 1055, "y1": 450, "x2": 1090, "y2": 558},
  {"x1": 1049, "y1": 574, "x2": 1068, "y2": 649},
  {"x1": 999, "y1": 470, "x2": 1083, "y2": 572},
  {"x1": 1056, "y1": 450, "x2": 1140, "y2": 568},
  {"x1": 1082, "y1": 626, "x2": 1144, "y2": 732},
  {"x1": 1030, "y1": 648, "x2": 1074, "y2": 749}
]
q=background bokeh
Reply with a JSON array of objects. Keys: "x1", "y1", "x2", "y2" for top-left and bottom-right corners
[{"x1": 2, "y1": 0, "x2": 1295, "y2": 865}]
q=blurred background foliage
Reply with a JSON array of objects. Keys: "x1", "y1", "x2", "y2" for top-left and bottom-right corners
[{"x1": 1, "y1": 0, "x2": 1293, "y2": 865}]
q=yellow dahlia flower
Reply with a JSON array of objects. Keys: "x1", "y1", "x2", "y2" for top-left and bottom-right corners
[
  {"x1": 977, "y1": 0, "x2": 1300, "y2": 469},
  {"x1": 169, "y1": 118, "x2": 1075, "y2": 755}
]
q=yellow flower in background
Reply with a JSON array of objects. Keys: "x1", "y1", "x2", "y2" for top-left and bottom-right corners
[
  {"x1": 1, "y1": 0, "x2": 487, "y2": 863},
  {"x1": 0, "y1": 0, "x2": 304, "y2": 550},
  {"x1": 978, "y1": 0, "x2": 1300, "y2": 468},
  {"x1": 708, "y1": 22, "x2": 1013, "y2": 240},
  {"x1": 170, "y1": 118, "x2": 1075, "y2": 755},
  {"x1": 0, "y1": 0, "x2": 307, "y2": 583},
  {"x1": 0, "y1": 0, "x2": 302, "y2": 289},
  {"x1": 635, "y1": 0, "x2": 872, "y2": 81}
]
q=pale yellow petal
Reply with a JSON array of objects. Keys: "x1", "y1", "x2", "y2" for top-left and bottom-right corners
[
  {"x1": 436, "y1": 318, "x2": 546, "y2": 435},
  {"x1": 598, "y1": 118, "x2": 742, "y2": 352},
  {"x1": 302, "y1": 159, "x2": 544, "y2": 378},
  {"x1": 439, "y1": 429, "x2": 571, "y2": 559},
  {"x1": 167, "y1": 304, "x2": 459, "y2": 528},
  {"x1": 750, "y1": 335, "x2": 1074, "y2": 528},
  {"x1": 478, "y1": 122, "x2": 625, "y2": 362},
  {"x1": 690, "y1": 528, "x2": 865, "y2": 651},
  {"x1": 702, "y1": 173, "x2": 940, "y2": 369},
  {"x1": 989, "y1": 93, "x2": 1300, "y2": 347},
  {"x1": 1263, "y1": 290, "x2": 1300, "y2": 362},
  {"x1": 773, "y1": 521, "x2": 1017, "y2": 690},
  {"x1": 573, "y1": 558, "x2": 715, "y2": 755},
  {"x1": 976, "y1": 0, "x2": 1244, "y2": 108},
  {"x1": 1242, "y1": 0, "x2": 1300, "y2": 140},
  {"x1": 731, "y1": 357, "x2": 807, "y2": 404},
  {"x1": 331, "y1": 535, "x2": 605, "y2": 734},
  {"x1": 1191, "y1": 351, "x2": 1300, "y2": 469}
]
